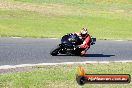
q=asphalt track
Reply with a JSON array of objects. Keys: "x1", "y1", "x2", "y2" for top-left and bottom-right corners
[{"x1": 0, "y1": 38, "x2": 132, "y2": 66}]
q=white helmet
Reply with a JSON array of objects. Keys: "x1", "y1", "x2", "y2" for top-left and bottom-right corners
[{"x1": 80, "y1": 28, "x2": 88, "y2": 37}]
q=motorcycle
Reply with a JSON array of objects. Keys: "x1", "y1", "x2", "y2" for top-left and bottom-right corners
[{"x1": 50, "y1": 33, "x2": 96, "y2": 56}]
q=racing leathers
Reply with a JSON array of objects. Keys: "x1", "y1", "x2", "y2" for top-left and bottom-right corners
[{"x1": 72, "y1": 32, "x2": 91, "y2": 55}]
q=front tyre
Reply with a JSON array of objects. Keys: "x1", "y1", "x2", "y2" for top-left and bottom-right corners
[{"x1": 50, "y1": 45, "x2": 61, "y2": 56}]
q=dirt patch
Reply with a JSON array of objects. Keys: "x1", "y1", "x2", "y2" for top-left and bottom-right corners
[{"x1": 0, "y1": 0, "x2": 73, "y2": 16}]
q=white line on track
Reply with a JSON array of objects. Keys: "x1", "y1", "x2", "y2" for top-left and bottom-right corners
[
  {"x1": 0, "y1": 60, "x2": 132, "y2": 70},
  {"x1": 11, "y1": 37, "x2": 22, "y2": 38},
  {"x1": 114, "y1": 60, "x2": 132, "y2": 63},
  {"x1": 114, "y1": 40, "x2": 124, "y2": 41}
]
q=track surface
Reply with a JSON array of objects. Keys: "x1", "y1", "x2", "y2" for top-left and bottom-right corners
[{"x1": 0, "y1": 38, "x2": 132, "y2": 66}]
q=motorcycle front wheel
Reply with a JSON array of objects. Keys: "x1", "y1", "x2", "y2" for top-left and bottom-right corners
[{"x1": 50, "y1": 45, "x2": 61, "y2": 56}]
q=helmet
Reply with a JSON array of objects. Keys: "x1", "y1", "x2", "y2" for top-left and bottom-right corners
[{"x1": 80, "y1": 28, "x2": 88, "y2": 37}]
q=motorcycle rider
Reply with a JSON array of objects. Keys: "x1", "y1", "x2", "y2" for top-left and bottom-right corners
[{"x1": 72, "y1": 28, "x2": 91, "y2": 55}]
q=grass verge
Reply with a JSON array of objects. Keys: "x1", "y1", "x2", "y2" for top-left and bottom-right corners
[
  {"x1": 0, "y1": 62, "x2": 132, "y2": 88},
  {"x1": 0, "y1": 0, "x2": 132, "y2": 39}
]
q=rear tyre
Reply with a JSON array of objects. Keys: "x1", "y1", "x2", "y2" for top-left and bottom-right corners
[
  {"x1": 74, "y1": 48, "x2": 84, "y2": 56},
  {"x1": 74, "y1": 49, "x2": 81, "y2": 56},
  {"x1": 50, "y1": 45, "x2": 61, "y2": 56}
]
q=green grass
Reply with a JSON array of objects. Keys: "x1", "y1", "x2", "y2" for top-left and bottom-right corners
[
  {"x1": 0, "y1": 62, "x2": 132, "y2": 88},
  {"x1": 0, "y1": 0, "x2": 132, "y2": 39}
]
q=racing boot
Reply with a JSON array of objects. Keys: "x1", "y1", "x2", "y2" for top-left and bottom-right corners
[
  {"x1": 80, "y1": 50, "x2": 86, "y2": 56},
  {"x1": 80, "y1": 47, "x2": 90, "y2": 56}
]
